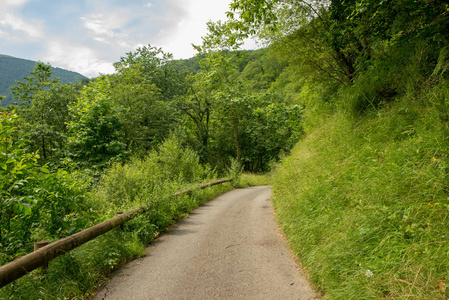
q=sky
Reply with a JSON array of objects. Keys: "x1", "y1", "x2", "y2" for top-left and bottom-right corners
[{"x1": 0, "y1": 0, "x2": 256, "y2": 78}]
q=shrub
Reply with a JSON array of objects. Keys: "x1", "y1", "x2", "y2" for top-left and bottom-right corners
[{"x1": 94, "y1": 136, "x2": 209, "y2": 210}]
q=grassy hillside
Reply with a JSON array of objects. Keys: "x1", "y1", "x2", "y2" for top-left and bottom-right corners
[
  {"x1": 0, "y1": 54, "x2": 87, "y2": 106},
  {"x1": 271, "y1": 78, "x2": 449, "y2": 298}
]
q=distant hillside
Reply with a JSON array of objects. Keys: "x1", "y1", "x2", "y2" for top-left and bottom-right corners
[{"x1": 0, "y1": 54, "x2": 87, "y2": 106}]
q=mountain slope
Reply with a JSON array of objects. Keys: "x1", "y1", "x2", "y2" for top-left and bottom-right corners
[{"x1": 0, "y1": 54, "x2": 87, "y2": 106}]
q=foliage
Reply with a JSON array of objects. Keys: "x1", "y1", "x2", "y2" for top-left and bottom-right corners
[
  {"x1": 11, "y1": 62, "x2": 55, "y2": 105},
  {"x1": 110, "y1": 46, "x2": 183, "y2": 154},
  {"x1": 202, "y1": 0, "x2": 449, "y2": 87},
  {"x1": 0, "y1": 112, "x2": 40, "y2": 258},
  {"x1": 174, "y1": 61, "x2": 220, "y2": 163},
  {"x1": 94, "y1": 136, "x2": 209, "y2": 211},
  {"x1": 211, "y1": 89, "x2": 303, "y2": 172},
  {"x1": 7, "y1": 62, "x2": 81, "y2": 163},
  {"x1": 67, "y1": 77, "x2": 128, "y2": 170},
  {"x1": 0, "y1": 112, "x2": 91, "y2": 261},
  {"x1": 0, "y1": 106, "x2": 232, "y2": 299},
  {"x1": 168, "y1": 53, "x2": 206, "y2": 75},
  {"x1": 113, "y1": 45, "x2": 185, "y2": 102},
  {"x1": 239, "y1": 48, "x2": 286, "y2": 92},
  {"x1": 226, "y1": 157, "x2": 242, "y2": 187},
  {"x1": 175, "y1": 49, "x2": 304, "y2": 172},
  {"x1": 109, "y1": 66, "x2": 166, "y2": 154}
]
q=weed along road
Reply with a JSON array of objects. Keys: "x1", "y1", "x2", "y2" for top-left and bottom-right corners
[{"x1": 94, "y1": 186, "x2": 317, "y2": 300}]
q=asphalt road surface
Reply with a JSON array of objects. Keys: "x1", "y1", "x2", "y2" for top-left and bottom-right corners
[{"x1": 94, "y1": 186, "x2": 317, "y2": 300}]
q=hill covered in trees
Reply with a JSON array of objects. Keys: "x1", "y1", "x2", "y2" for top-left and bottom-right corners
[{"x1": 0, "y1": 54, "x2": 87, "y2": 106}]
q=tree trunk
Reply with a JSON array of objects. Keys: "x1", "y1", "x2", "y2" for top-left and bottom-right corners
[
  {"x1": 42, "y1": 135, "x2": 47, "y2": 159},
  {"x1": 231, "y1": 111, "x2": 241, "y2": 169},
  {"x1": 255, "y1": 116, "x2": 261, "y2": 172},
  {"x1": 0, "y1": 209, "x2": 2, "y2": 246}
]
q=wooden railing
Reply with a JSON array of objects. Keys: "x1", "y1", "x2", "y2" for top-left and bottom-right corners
[{"x1": 0, "y1": 178, "x2": 233, "y2": 288}]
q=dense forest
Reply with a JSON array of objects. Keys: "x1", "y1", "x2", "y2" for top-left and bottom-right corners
[{"x1": 1, "y1": 0, "x2": 449, "y2": 298}]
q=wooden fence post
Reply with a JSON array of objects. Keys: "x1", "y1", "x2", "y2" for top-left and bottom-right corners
[{"x1": 34, "y1": 240, "x2": 49, "y2": 273}]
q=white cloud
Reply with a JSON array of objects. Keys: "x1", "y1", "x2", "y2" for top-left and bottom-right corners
[
  {"x1": 153, "y1": 0, "x2": 232, "y2": 58},
  {"x1": 80, "y1": 11, "x2": 136, "y2": 51},
  {"x1": 81, "y1": 14, "x2": 115, "y2": 37},
  {"x1": 144, "y1": 3, "x2": 152, "y2": 8},
  {"x1": 43, "y1": 41, "x2": 115, "y2": 78},
  {"x1": 0, "y1": 13, "x2": 42, "y2": 38},
  {"x1": 118, "y1": 41, "x2": 132, "y2": 48},
  {"x1": 93, "y1": 36, "x2": 108, "y2": 43},
  {"x1": 2, "y1": 0, "x2": 29, "y2": 7}
]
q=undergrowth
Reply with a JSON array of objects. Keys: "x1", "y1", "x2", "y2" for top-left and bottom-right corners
[
  {"x1": 0, "y1": 183, "x2": 233, "y2": 300},
  {"x1": 272, "y1": 81, "x2": 449, "y2": 299},
  {"x1": 0, "y1": 137, "x2": 235, "y2": 299}
]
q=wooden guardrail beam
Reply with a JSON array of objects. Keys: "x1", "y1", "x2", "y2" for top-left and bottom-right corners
[
  {"x1": 0, "y1": 178, "x2": 233, "y2": 288},
  {"x1": 171, "y1": 178, "x2": 233, "y2": 197}
]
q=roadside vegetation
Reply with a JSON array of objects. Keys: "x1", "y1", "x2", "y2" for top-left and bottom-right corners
[{"x1": 0, "y1": 130, "x2": 235, "y2": 299}]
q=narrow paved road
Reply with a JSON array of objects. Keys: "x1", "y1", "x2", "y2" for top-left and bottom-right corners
[{"x1": 94, "y1": 186, "x2": 317, "y2": 300}]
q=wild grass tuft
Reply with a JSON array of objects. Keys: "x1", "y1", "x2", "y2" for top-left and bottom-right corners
[
  {"x1": 272, "y1": 81, "x2": 449, "y2": 299},
  {"x1": 239, "y1": 173, "x2": 272, "y2": 187}
]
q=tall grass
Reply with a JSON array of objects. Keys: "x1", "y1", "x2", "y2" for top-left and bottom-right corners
[
  {"x1": 272, "y1": 81, "x2": 449, "y2": 299},
  {"x1": 239, "y1": 172, "x2": 272, "y2": 187}
]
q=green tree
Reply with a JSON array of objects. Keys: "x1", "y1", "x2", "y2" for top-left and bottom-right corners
[
  {"x1": 176, "y1": 49, "x2": 303, "y2": 172},
  {"x1": 201, "y1": 0, "x2": 449, "y2": 86},
  {"x1": 110, "y1": 45, "x2": 182, "y2": 154},
  {"x1": 0, "y1": 112, "x2": 39, "y2": 253},
  {"x1": 67, "y1": 77, "x2": 127, "y2": 170},
  {"x1": 10, "y1": 62, "x2": 79, "y2": 160},
  {"x1": 11, "y1": 62, "x2": 54, "y2": 104},
  {"x1": 175, "y1": 51, "x2": 240, "y2": 163},
  {"x1": 114, "y1": 45, "x2": 185, "y2": 102},
  {"x1": 213, "y1": 89, "x2": 303, "y2": 172}
]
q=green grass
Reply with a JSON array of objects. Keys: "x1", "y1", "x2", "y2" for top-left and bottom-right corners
[
  {"x1": 238, "y1": 172, "x2": 272, "y2": 187},
  {"x1": 271, "y1": 84, "x2": 449, "y2": 299}
]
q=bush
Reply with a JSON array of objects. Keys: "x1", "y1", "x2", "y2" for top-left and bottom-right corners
[
  {"x1": 0, "y1": 112, "x2": 92, "y2": 258},
  {"x1": 94, "y1": 136, "x2": 210, "y2": 210}
]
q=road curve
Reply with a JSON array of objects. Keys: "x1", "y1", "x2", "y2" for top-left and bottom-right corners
[{"x1": 94, "y1": 186, "x2": 317, "y2": 300}]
